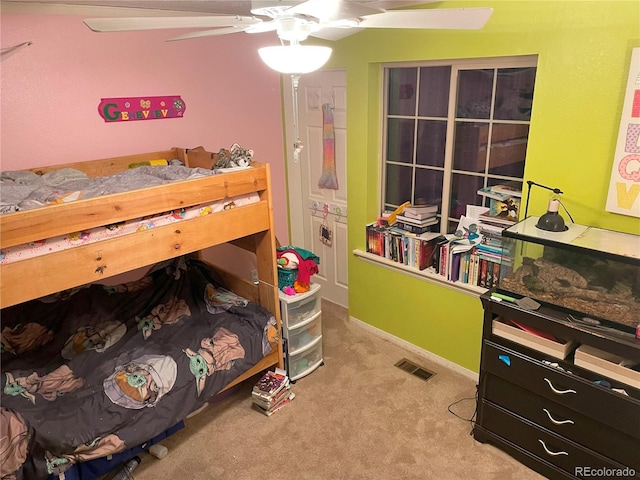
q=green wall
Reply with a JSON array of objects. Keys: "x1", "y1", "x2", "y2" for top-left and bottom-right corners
[{"x1": 326, "y1": 1, "x2": 640, "y2": 372}]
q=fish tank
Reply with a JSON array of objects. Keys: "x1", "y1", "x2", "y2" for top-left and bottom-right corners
[{"x1": 497, "y1": 217, "x2": 640, "y2": 334}]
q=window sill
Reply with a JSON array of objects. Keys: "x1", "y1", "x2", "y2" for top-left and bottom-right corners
[{"x1": 352, "y1": 249, "x2": 488, "y2": 298}]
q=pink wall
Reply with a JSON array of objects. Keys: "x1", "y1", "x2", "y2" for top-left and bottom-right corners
[{"x1": 0, "y1": 14, "x2": 289, "y2": 243}]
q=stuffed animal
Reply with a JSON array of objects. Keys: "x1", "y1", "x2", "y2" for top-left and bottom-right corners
[
  {"x1": 212, "y1": 143, "x2": 254, "y2": 169},
  {"x1": 277, "y1": 252, "x2": 299, "y2": 270}
]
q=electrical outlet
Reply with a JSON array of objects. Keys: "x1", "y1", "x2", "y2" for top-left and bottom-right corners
[{"x1": 250, "y1": 269, "x2": 259, "y2": 285}]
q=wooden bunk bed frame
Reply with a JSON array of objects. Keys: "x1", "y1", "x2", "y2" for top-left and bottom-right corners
[{"x1": 0, "y1": 147, "x2": 284, "y2": 390}]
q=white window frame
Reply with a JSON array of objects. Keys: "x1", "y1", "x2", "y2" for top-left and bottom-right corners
[{"x1": 379, "y1": 55, "x2": 538, "y2": 233}]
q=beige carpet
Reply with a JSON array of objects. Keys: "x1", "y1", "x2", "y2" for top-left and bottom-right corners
[{"x1": 131, "y1": 299, "x2": 544, "y2": 480}]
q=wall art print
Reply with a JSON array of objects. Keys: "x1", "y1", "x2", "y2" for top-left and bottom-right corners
[
  {"x1": 606, "y1": 48, "x2": 640, "y2": 217},
  {"x1": 98, "y1": 95, "x2": 186, "y2": 123}
]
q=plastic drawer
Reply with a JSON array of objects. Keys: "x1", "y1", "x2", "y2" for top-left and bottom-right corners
[
  {"x1": 280, "y1": 284, "x2": 321, "y2": 328},
  {"x1": 287, "y1": 313, "x2": 322, "y2": 354},
  {"x1": 288, "y1": 337, "x2": 323, "y2": 380}
]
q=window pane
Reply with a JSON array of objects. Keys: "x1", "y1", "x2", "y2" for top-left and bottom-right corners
[
  {"x1": 453, "y1": 122, "x2": 489, "y2": 172},
  {"x1": 416, "y1": 119, "x2": 447, "y2": 167},
  {"x1": 494, "y1": 67, "x2": 536, "y2": 121},
  {"x1": 387, "y1": 118, "x2": 415, "y2": 163},
  {"x1": 385, "y1": 163, "x2": 413, "y2": 207},
  {"x1": 388, "y1": 68, "x2": 417, "y2": 116},
  {"x1": 449, "y1": 173, "x2": 484, "y2": 222},
  {"x1": 414, "y1": 168, "x2": 443, "y2": 206},
  {"x1": 489, "y1": 123, "x2": 529, "y2": 177},
  {"x1": 418, "y1": 66, "x2": 451, "y2": 117},
  {"x1": 456, "y1": 69, "x2": 494, "y2": 119}
]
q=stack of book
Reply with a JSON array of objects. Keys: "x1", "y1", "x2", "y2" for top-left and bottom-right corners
[
  {"x1": 476, "y1": 183, "x2": 522, "y2": 222},
  {"x1": 395, "y1": 204, "x2": 439, "y2": 234},
  {"x1": 251, "y1": 369, "x2": 295, "y2": 416}
]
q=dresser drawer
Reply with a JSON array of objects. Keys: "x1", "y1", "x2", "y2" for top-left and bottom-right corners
[
  {"x1": 484, "y1": 374, "x2": 640, "y2": 470},
  {"x1": 481, "y1": 401, "x2": 640, "y2": 479},
  {"x1": 482, "y1": 340, "x2": 640, "y2": 438}
]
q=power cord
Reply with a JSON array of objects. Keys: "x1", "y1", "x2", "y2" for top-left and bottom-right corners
[{"x1": 447, "y1": 384, "x2": 479, "y2": 435}]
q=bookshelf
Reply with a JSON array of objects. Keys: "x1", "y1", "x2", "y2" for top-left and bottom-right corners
[{"x1": 353, "y1": 249, "x2": 487, "y2": 297}]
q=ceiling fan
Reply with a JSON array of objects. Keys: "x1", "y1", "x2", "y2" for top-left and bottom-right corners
[{"x1": 4, "y1": 1, "x2": 494, "y2": 43}]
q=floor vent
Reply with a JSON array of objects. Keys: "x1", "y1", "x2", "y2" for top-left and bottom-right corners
[{"x1": 395, "y1": 358, "x2": 435, "y2": 382}]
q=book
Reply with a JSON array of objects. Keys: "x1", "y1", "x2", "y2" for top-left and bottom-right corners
[
  {"x1": 478, "y1": 211, "x2": 517, "y2": 227},
  {"x1": 395, "y1": 221, "x2": 435, "y2": 235},
  {"x1": 419, "y1": 234, "x2": 446, "y2": 271},
  {"x1": 477, "y1": 183, "x2": 522, "y2": 199},
  {"x1": 252, "y1": 370, "x2": 288, "y2": 398},
  {"x1": 395, "y1": 214, "x2": 437, "y2": 226},
  {"x1": 490, "y1": 182, "x2": 522, "y2": 197},
  {"x1": 404, "y1": 204, "x2": 438, "y2": 216},
  {"x1": 402, "y1": 210, "x2": 436, "y2": 221},
  {"x1": 253, "y1": 392, "x2": 296, "y2": 416},
  {"x1": 488, "y1": 197, "x2": 520, "y2": 219},
  {"x1": 252, "y1": 384, "x2": 291, "y2": 409}
]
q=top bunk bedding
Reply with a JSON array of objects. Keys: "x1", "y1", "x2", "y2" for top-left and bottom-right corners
[
  {"x1": 0, "y1": 164, "x2": 215, "y2": 215},
  {"x1": 0, "y1": 148, "x2": 275, "y2": 308},
  {"x1": 0, "y1": 148, "x2": 276, "y2": 309}
]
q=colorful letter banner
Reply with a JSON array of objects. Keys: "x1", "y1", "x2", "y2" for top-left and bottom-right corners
[
  {"x1": 98, "y1": 95, "x2": 186, "y2": 122},
  {"x1": 606, "y1": 48, "x2": 640, "y2": 218}
]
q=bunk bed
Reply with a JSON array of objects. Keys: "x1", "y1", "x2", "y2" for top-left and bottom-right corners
[{"x1": 0, "y1": 147, "x2": 284, "y2": 480}]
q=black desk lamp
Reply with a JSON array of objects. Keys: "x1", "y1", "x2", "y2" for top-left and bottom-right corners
[{"x1": 524, "y1": 181, "x2": 574, "y2": 232}]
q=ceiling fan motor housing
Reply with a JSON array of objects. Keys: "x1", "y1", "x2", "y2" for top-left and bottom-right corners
[{"x1": 277, "y1": 16, "x2": 318, "y2": 42}]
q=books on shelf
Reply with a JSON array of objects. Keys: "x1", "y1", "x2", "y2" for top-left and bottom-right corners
[
  {"x1": 478, "y1": 211, "x2": 517, "y2": 228},
  {"x1": 364, "y1": 212, "x2": 517, "y2": 288},
  {"x1": 395, "y1": 220, "x2": 436, "y2": 235},
  {"x1": 477, "y1": 183, "x2": 522, "y2": 200},
  {"x1": 477, "y1": 186, "x2": 521, "y2": 218},
  {"x1": 402, "y1": 204, "x2": 438, "y2": 220},
  {"x1": 396, "y1": 214, "x2": 437, "y2": 226},
  {"x1": 252, "y1": 368, "x2": 295, "y2": 416},
  {"x1": 490, "y1": 182, "x2": 522, "y2": 197},
  {"x1": 404, "y1": 204, "x2": 438, "y2": 215}
]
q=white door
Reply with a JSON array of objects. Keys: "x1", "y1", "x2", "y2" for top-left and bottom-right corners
[{"x1": 283, "y1": 69, "x2": 348, "y2": 308}]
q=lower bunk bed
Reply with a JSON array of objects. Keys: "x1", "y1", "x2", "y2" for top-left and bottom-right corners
[
  {"x1": 0, "y1": 147, "x2": 284, "y2": 480},
  {"x1": 2, "y1": 256, "x2": 275, "y2": 479}
]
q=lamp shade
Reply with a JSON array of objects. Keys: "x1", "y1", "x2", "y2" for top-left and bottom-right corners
[
  {"x1": 258, "y1": 45, "x2": 332, "y2": 74},
  {"x1": 535, "y1": 199, "x2": 567, "y2": 232}
]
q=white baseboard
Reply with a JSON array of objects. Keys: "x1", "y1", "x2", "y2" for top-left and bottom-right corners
[{"x1": 349, "y1": 315, "x2": 479, "y2": 383}]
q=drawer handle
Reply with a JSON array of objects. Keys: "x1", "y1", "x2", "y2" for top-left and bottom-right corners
[
  {"x1": 538, "y1": 439, "x2": 568, "y2": 457},
  {"x1": 544, "y1": 377, "x2": 576, "y2": 395},
  {"x1": 542, "y1": 408, "x2": 574, "y2": 426}
]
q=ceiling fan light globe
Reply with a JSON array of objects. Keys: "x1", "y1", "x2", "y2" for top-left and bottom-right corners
[{"x1": 258, "y1": 45, "x2": 332, "y2": 74}]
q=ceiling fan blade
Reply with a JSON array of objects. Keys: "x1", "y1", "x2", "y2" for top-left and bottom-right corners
[
  {"x1": 166, "y1": 26, "x2": 252, "y2": 42},
  {"x1": 358, "y1": 8, "x2": 494, "y2": 30},
  {"x1": 310, "y1": 26, "x2": 364, "y2": 41},
  {"x1": 84, "y1": 15, "x2": 261, "y2": 33},
  {"x1": 288, "y1": 0, "x2": 383, "y2": 22},
  {"x1": 357, "y1": 1, "x2": 439, "y2": 8}
]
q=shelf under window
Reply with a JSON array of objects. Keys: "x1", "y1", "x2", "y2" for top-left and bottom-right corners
[{"x1": 353, "y1": 249, "x2": 488, "y2": 297}]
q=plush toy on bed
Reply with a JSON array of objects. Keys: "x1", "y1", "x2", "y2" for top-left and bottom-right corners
[{"x1": 212, "y1": 143, "x2": 253, "y2": 170}]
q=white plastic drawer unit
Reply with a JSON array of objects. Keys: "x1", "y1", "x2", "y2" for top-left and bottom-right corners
[
  {"x1": 287, "y1": 314, "x2": 322, "y2": 354},
  {"x1": 288, "y1": 337, "x2": 323, "y2": 380},
  {"x1": 280, "y1": 283, "x2": 322, "y2": 329}
]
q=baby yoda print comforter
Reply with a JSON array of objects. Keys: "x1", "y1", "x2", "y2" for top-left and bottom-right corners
[{"x1": 0, "y1": 257, "x2": 275, "y2": 480}]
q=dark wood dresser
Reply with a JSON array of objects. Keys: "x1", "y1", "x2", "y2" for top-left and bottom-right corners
[{"x1": 474, "y1": 292, "x2": 640, "y2": 479}]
